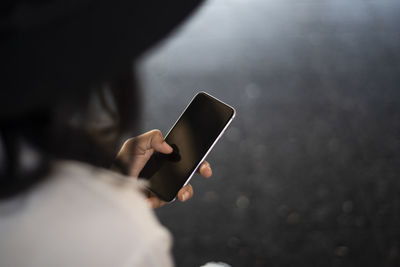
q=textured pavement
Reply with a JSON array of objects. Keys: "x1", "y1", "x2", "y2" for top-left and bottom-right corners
[{"x1": 138, "y1": 0, "x2": 400, "y2": 266}]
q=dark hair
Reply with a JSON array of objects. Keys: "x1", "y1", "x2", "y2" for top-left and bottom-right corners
[
  {"x1": 0, "y1": 0, "x2": 203, "y2": 199},
  {"x1": 1, "y1": 110, "x2": 51, "y2": 199},
  {"x1": 0, "y1": 72, "x2": 140, "y2": 199}
]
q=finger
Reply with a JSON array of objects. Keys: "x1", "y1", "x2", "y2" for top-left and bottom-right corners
[
  {"x1": 142, "y1": 129, "x2": 173, "y2": 154},
  {"x1": 198, "y1": 161, "x2": 212, "y2": 178},
  {"x1": 177, "y1": 184, "x2": 194, "y2": 202},
  {"x1": 148, "y1": 196, "x2": 165, "y2": 209}
]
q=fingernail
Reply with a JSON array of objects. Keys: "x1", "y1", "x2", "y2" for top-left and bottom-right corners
[{"x1": 182, "y1": 191, "x2": 190, "y2": 202}]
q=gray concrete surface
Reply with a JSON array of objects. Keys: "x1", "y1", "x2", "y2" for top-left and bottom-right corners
[{"x1": 137, "y1": 0, "x2": 400, "y2": 266}]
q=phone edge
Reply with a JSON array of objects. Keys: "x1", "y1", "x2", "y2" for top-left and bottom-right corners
[{"x1": 161, "y1": 91, "x2": 236, "y2": 203}]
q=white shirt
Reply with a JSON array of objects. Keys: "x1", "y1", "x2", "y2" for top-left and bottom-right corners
[{"x1": 0, "y1": 161, "x2": 173, "y2": 267}]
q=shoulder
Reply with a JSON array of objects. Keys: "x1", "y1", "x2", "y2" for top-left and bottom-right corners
[{"x1": 0, "y1": 161, "x2": 173, "y2": 267}]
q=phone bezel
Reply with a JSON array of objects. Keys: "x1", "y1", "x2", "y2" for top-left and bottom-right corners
[{"x1": 145, "y1": 91, "x2": 236, "y2": 202}]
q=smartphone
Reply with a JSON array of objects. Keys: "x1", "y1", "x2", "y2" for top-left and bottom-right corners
[{"x1": 139, "y1": 92, "x2": 236, "y2": 202}]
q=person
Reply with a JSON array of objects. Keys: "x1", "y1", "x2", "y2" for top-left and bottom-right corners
[{"x1": 0, "y1": 0, "x2": 210, "y2": 266}]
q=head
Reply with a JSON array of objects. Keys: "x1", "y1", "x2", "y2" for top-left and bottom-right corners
[{"x1": 0, "y1": 0, "x2": 203, "y2": 199}]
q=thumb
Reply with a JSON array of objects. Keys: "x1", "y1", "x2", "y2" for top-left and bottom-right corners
[{"x1": 143, "y1": 129, "x2": 173, "y2": 154}]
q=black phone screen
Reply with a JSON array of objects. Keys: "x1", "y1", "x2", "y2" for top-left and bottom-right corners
[{"x1": 139, "y1": 92, "x2": 235, "y2": 202}]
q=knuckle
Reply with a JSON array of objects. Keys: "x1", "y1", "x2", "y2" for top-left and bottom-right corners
[
  {"x1": 120, "y1": 137, "x2": 135, "y2": 150},
  {"x1": 148, "y1": 129, "x2": 164, "y2": 142},
  {"x1": 187, "y1": 184, "x2": 193, "y2": 193},
  {"x1": 150, "y1": 129, "x2": 162, "y2": 136}
]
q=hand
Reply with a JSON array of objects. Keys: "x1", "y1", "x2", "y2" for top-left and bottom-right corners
[{"x1": 114, "y1": 129, "x2": 212, "y2": 208}]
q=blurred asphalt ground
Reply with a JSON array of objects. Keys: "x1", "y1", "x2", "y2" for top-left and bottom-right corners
[{"x1": 137, "y1": 0, "x2": 400, "y2": 266}]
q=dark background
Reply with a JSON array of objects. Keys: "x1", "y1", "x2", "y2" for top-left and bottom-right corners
[{"x1": 137, "y1": 0, "x2": 400, "y2": 266}]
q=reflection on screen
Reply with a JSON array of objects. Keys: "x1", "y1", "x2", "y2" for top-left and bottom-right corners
[{"x1": 139, "y1": 93, "x2": 234, "y2": 201}]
